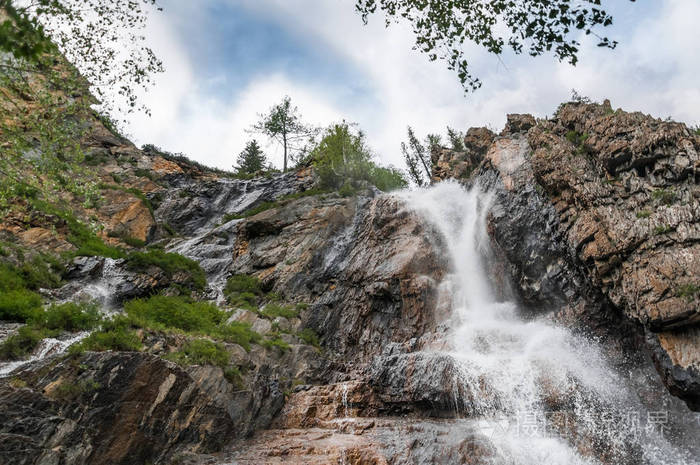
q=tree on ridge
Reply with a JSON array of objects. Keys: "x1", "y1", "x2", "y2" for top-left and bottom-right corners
[{"x1": 250, "y1": 96, "x2": 317, "y2": 172}]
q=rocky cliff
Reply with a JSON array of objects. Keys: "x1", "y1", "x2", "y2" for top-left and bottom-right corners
[
  {"x1": 432, "y1": 101, "x2": 699, "y2": 411},
  {"x1": 0, "y1": 99, "x2": 698, "y2": 465}
]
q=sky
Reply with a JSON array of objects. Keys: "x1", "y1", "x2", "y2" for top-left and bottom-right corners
[{"x1": 119, "y1": 0, "x2": 700, "y2": 171}]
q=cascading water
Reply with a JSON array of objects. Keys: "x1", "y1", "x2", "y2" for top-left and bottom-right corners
[
  {"x1": 0, "y1": 331, "x2": 89, "y2": 377},
  {"x1": 399, "y1": 181, "x2": 697, "y2": 465}
]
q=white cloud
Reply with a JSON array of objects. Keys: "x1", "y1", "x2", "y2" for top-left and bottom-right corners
[{"x1": 122, "y1": 0, "x2": 700, "y2": 171}]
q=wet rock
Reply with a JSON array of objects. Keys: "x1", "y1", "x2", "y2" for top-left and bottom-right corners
[
  {"x1": 369, "y1": 352, "x2": 475, "y2": 416},
  {"x1": 647, "y1": 327, "x2": 700, "y2": 410},
  {"x1": 274, "y1": 381, "x2": 378, "y2": 427},
  {"x1": 435, "y1": 101, "x2": 700, "y2": 410},
  {"x1": 216, "y1": 419, "x2": 493, "y2": 465},
  {"x1": 64, "y1": 256, "x2": 105, "y2": 279},
  {"x1": 230, "y1": 192, "x2": 446, "y2": 362},
  {"x1": 154, "y1": 169, "x2": 315, "y2": 237},
  {"x1": 0, "y1": 352, "x2": 237, "y2": 465},
  {"x1": 53, "y1": 257, "x2": 199, "y2": 306}
]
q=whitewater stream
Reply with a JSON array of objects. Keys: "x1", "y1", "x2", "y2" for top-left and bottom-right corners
[
  {"x1": 0, "y1": 331, "x2": 89, "y2": 378},
  {"x1": 400, "y1": 181, "x2": 697, "y2": 465}
]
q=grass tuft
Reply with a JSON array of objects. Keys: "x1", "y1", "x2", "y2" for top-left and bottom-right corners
[{"x1": 125, "y1": 250, "x2": 206, "y2": 290}]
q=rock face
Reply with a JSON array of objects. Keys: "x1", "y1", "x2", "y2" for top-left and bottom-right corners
[
  {"x1": 154, "y1": 168, "x2": 315, "y2": 237},
  {"x1": 0, "y1": 352, "x2": 237, "y2": 465},
  {"x1": 52, "y1": 256, "x2": 200, "y2": 307},
  {"x1": 434, "y1": 102, "x2": 700, "y2": 410},
  {"x1": 228, "y1": 191, "x2": 447, "y2": 362},
  {"x1": 1, "y1": 98, "x2": 698, "y2": 464},
  {"x1": 431, "y1": 127, "x2": 494, "y2": 183}
]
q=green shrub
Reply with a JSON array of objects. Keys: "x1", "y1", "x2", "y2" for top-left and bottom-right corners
[
  {"x1": 653, "y1": 225, "x2": 673, "y2": 235},
  {"x1": 651, "y1": 188, "x2": 676, "y2": 205},
  {"x1": 1, "y1": 255, "x2": 63, "y2": 292},
  {"x1": 124, "y1": 295, "x2": 224, "y2": 333},
  {"x1": 225, "y1": 274, "x2": 264, "y2": 308},
  {"x1": 30, "y1": 200, "x2": 124, "y2": 259},
  {"x1": 224, "y1": 366, "x2": 244, "y2": 388},
  {"x1": 108, "y1": 231, "x2": 146, "y2": 248},
  {"x1": 221, "y1": 201, "x2": 279, "y2": 222},
  {"x1": 0, "y1": 326, "x2": 44, "y2": 360},
  {"x1": 636, "y1": 210, "x2": 651, "y2": 219},
  {"x1": 311, "y1": 123, "x2": 407, "y2": 193},
  {"x1": 338, "y1": 181, "x2": 357, "y2": 198},
  {"x1": 71, "y1": 327, "x2": 142, "y2": 353},
  {"x1": 84, "y1": 152, "x2": 112, "y2": 166},
  {"x1": 565, "y1": 130, "x2": 588, "y2": 147},
  {"x1": 260, "y1": 303, "x2": 298, "y2": 320},
  {"x1": 677, "y1": 284, "x2": 699, "y2": 302},
  {"x1": 280, "y1": 188, "x2": 329, "y2": 201},
  {"x1": 133, "y1": 168, "x2": 155, "y2": 181},
  {"x1": 18, "y1": 255, "x2": 64, "y2": 289},
  {"x1": 262, "y1": 335, "x2": 290, "y2": 352},
  {"x1": 125, "y1": 250, "x2": 206, "y2": 290},
  {"x1": 0, "y1": 258, "x2": 69, "y2": 323},
  {"x1": 36, "y1": 302, "x2": 101, "y2": 332},
  {"x1": 29, "y1": 200, "x2": 124, "y2": 259},
  {"x1": 0, "y1": 263, "x2": 26, "y2": 291},
  {"x1": 0, "y1": 289, "x2": 43, "y2": 322},
  {"x1": 164, "y1": 339, "x2": 230, "y2": 368},
  {"x1": 213, "y1": 321, "x2": 261, "y2": 351},
  {"x1": 298, "y1": 328, "x2": 320, "y2": 348},
  {"x1": 225, "y1": 274, "x2": 262, "y2": 296},
  {"x1": 53, "y1": 378, "x2": 101, "y2": 401},
  {"x1": 162, "y1": 223, "x2": 177, "y2": 236}
]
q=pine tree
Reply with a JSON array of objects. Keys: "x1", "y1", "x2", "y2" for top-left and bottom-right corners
[
  {"x1": 401, "y1": 126, "x2": 431, "y2": 186},
  {"x1": 235, "y1": 140, "x2": 267, "y2": 175},
  {"x1": 446, "y1": 127, "x2": 465, "y2": 151}
]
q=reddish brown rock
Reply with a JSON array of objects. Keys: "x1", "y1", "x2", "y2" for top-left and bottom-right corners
[{"x1": 97, "y1": 188, "x2": 156, "y2": 242}]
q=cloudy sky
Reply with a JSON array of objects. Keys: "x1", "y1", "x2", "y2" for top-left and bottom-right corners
[{"x1": 120, "y1": 0, "x2": 700, "y2": 171}]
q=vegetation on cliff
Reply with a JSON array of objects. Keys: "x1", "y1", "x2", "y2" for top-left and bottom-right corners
[{"x1": 311, "y1": 123, "x2": 407, "y2": 193}]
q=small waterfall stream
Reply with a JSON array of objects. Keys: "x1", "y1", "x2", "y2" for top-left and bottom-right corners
[
  {"x1": 0, "y1": 331, "x2": 89, "y2": 378},
  {"x1": 400, "y1": 181, "x2": 696, "y2": 465}
]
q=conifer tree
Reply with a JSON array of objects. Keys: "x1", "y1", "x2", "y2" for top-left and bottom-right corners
[{"x1": 235, "y1": 140, "x2": 268, "y2": 175}]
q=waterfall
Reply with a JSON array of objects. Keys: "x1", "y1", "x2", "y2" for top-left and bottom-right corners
[
  {"x1": 399, "y1": 181, "x2": 696, "y2": 465},
  {"x1": 0, "y1": 331, "x2": 89, "y2": 378}
]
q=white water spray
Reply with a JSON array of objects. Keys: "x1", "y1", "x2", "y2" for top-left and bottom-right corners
[
  {"x1": 0, "y1": 331, "x2": 89, "y2": 378},
  {"x1": 399, "y1": 181, "x2": 696, "y2": 465}
]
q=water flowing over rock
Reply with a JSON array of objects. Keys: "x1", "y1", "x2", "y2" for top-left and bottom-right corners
[
  {"x1": 434, "y1": 102, "x2": 700, "y2": 414},
  {"x1": 1, "y1": 100, "x2": 698, "y2": 464},
  {"x1": 227, "y1": 191, "x2": 447, "y2": 361}
]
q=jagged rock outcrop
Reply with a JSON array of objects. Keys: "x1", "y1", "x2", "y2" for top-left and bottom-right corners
[
  {"x1": 434, "y1": 102, "x2": 700, "y2": 410},
  {"x1": 431, "y1": 127, "x2": 494, "y2": 183},
  {"x1": 155, "y1": 168, "x2": 316, "y2": 237},
  {"x1": 0, "y1": 352, "x2": 238, "y2": 465}
]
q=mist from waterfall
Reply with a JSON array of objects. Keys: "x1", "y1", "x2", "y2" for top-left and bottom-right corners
[{"x1": 399, "y1": 181, "x2": 697, "y2": 465}]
